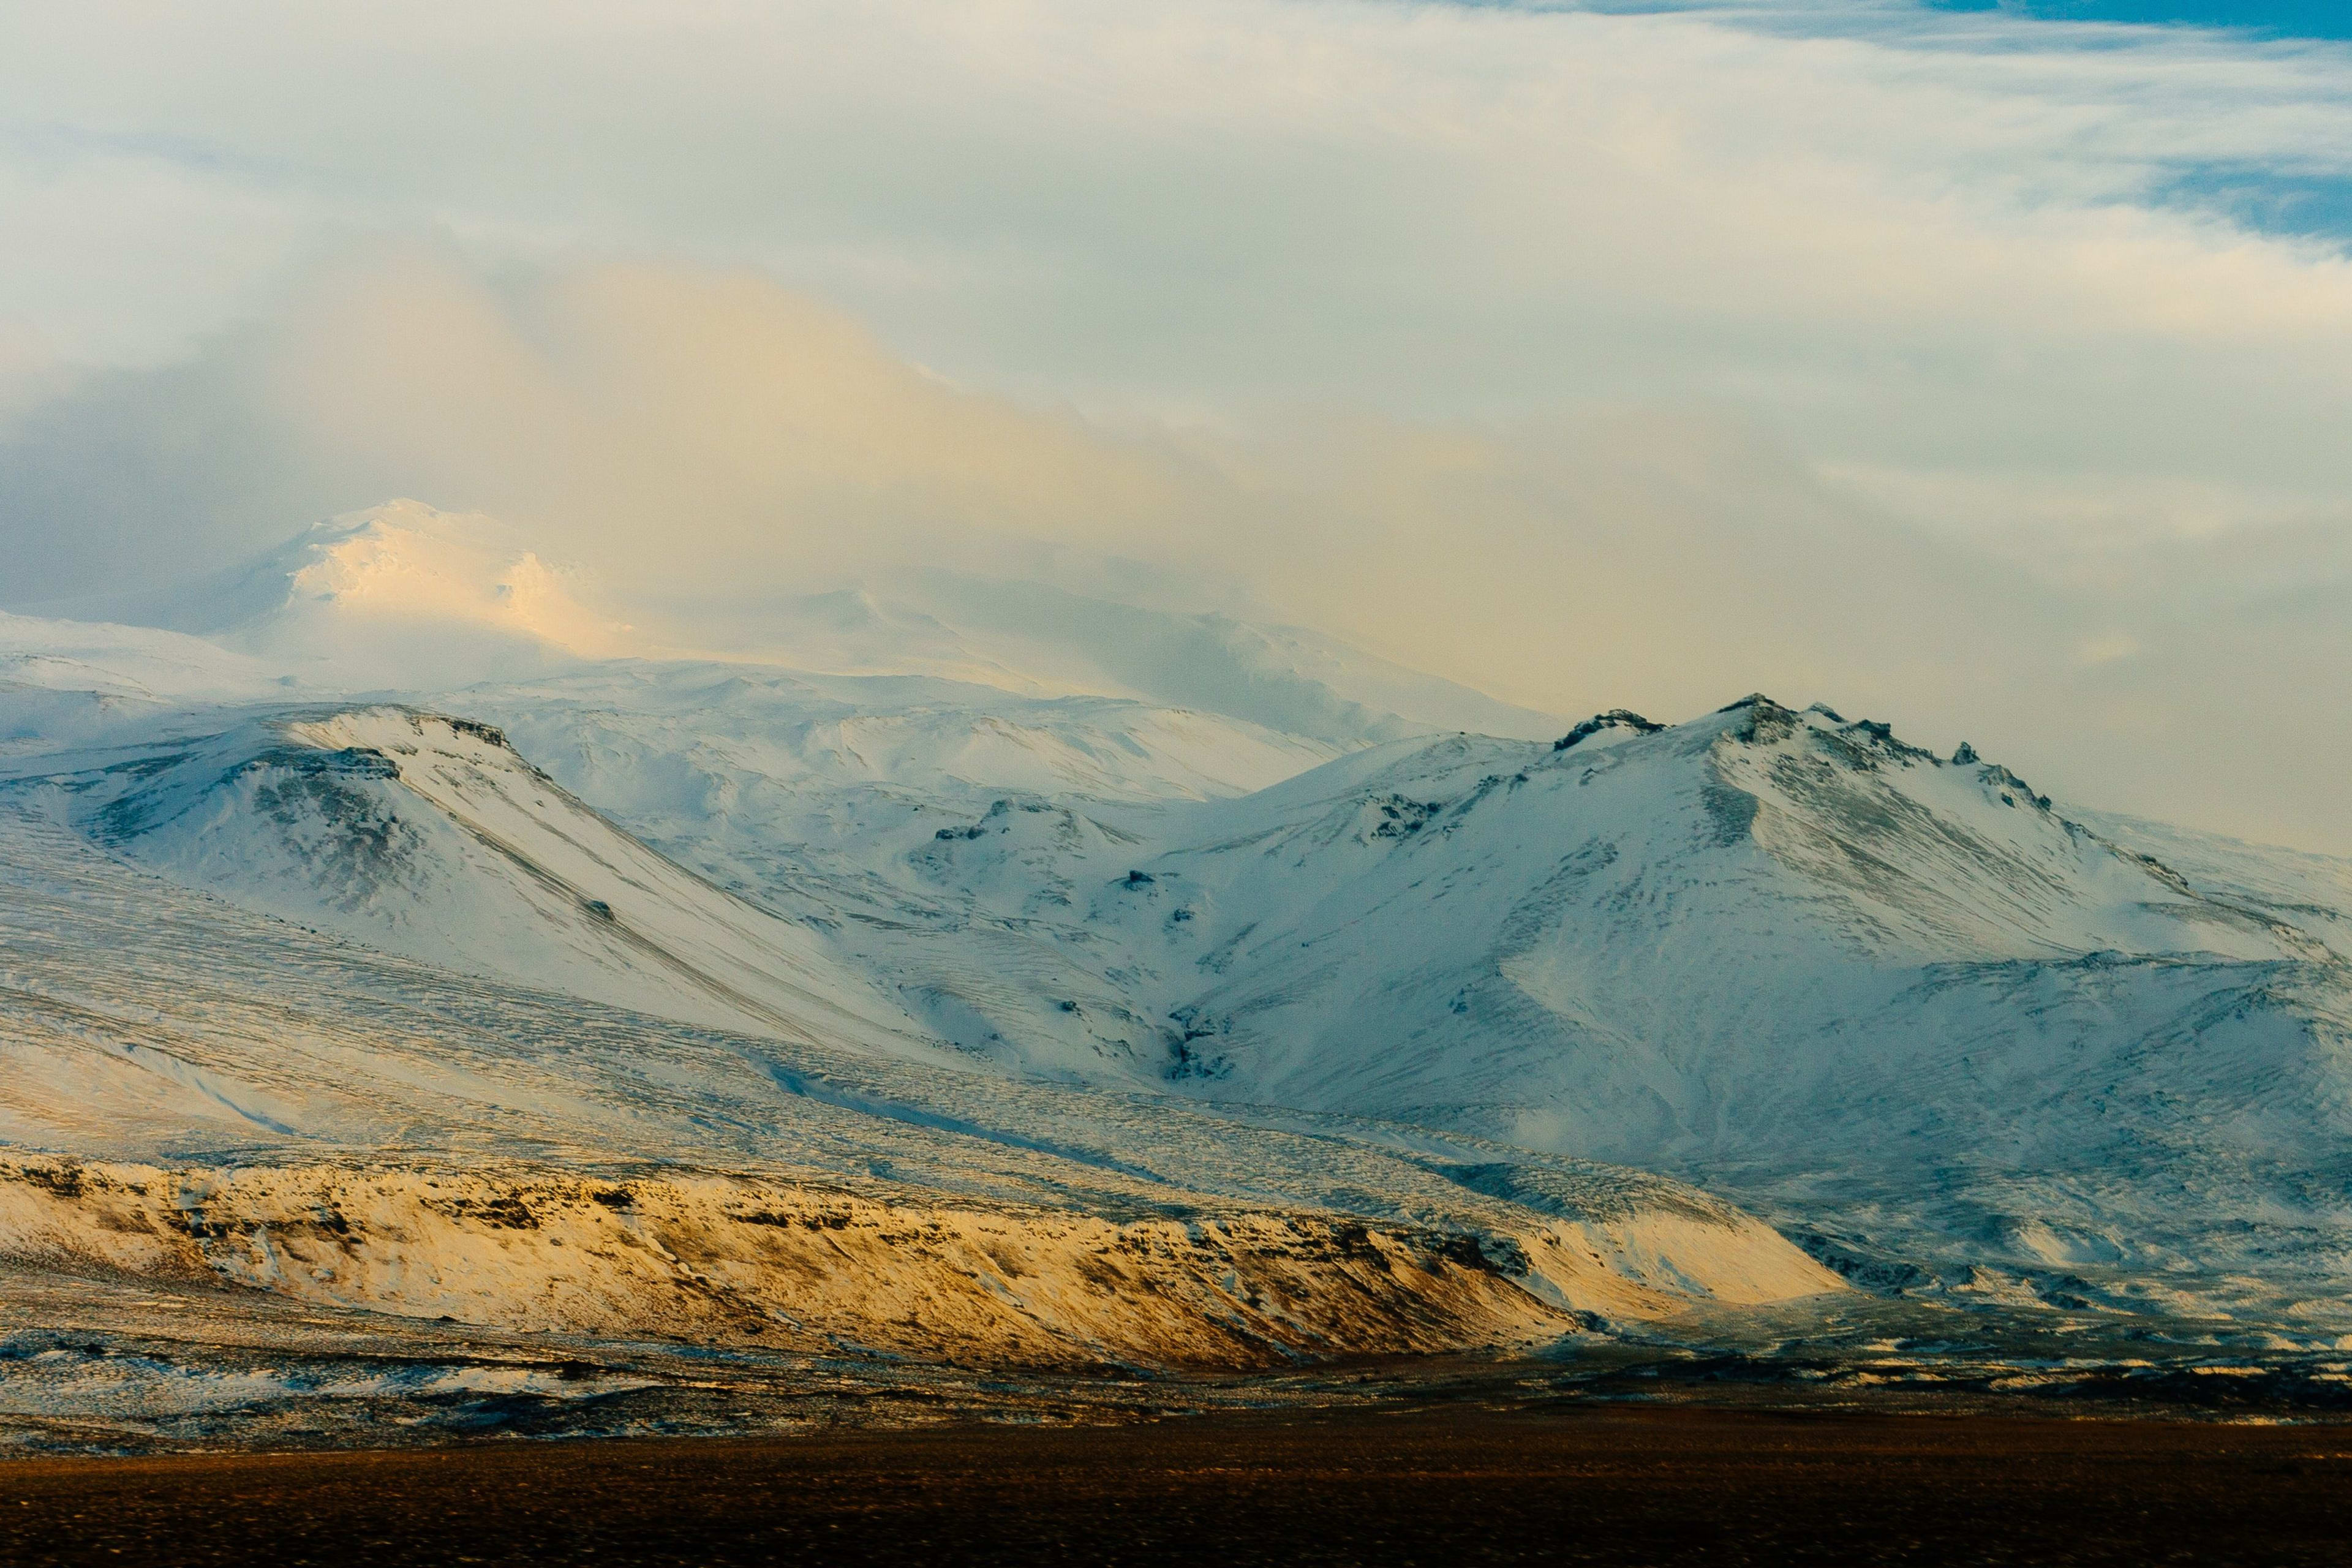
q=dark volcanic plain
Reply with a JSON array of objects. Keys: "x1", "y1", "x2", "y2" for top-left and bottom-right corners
[{"x1": 6, "y1": 1405, "x2": 2348, "y2": 1567}]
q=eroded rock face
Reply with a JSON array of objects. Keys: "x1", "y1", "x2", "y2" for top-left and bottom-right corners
[
  {"x1": 0, "y1": 1158, "x2": 1839, "y2": 1368},
  {"x1": 0, "y1": 1159, "x2": 1631, "y2": 1368}
]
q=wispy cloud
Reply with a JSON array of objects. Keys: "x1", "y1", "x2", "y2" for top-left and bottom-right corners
[
  {"x1": 0, "y1": 2, "x2": 2346, "y2": 848},
  {"x1": 4, "y1": 249, "x2": 2345, "y2": 853}
]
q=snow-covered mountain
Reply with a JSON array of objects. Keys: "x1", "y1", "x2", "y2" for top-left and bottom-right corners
[
  {"x1": 353, "y1": 682, "x2": 2346, "y2": 1320},
  {"x1": 5, "y1": 499, "x2": 2351, "y2": 1404},
  {"x1": 99, "y1": 500, "x2": 638, "y2": 687},
  {"x1": 31, "y1": 500, "x2": 1561, "y2": 744},
  {"x1": 0, "y1": 732, "x2": 1837, "y2": 1369},
  {"x1": 41, "y1": 707, "x2": 933, "y2": 1052},
  {"x1": 935, "y1": 696, "x2": 2348, "y2": 1314}
]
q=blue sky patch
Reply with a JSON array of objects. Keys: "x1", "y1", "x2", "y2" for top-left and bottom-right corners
[
  {"x1": 2157, "y1": 168, "x2": 2352, "y2": 241},
  {"x1": 1921, "y1": 1, "x2": 2352, "y2": 39}
]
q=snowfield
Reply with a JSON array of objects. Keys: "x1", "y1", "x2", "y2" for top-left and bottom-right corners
[{"x1": 3, "y1": 501, "x2": 2350, "y2": 1440}]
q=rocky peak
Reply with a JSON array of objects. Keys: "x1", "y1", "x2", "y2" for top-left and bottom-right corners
[{"x1": 1551, "y1": 709, "x2": 1665, "y2": 753}]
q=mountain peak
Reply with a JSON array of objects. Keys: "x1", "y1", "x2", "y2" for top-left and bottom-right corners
[
  {"x1": 175, "y1": 500, "x2": 639, "y2": 685},
  {"x1": 278, "y1": 500, "x2": 628, "y2": 647},
  {"x1": 1551, "y1": 709, "x2": 1665, "y2": 752}
]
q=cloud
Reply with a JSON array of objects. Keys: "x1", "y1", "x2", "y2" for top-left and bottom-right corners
[
  {"x1": 9, "y1": 7, "x2": 2352, "y2": 477},
  {"x1": 3, "y1": 247, "x2": 2346, "y2": 854},
  {"x1": 2, "y1": 7, "x2": 2348, "y2": 579},
  {"x1": 0, "y1": 2, "x2": 2346, "y2": 848}
]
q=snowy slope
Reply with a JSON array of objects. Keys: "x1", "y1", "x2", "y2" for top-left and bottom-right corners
[
  {"x1": 28, "y1": 707, "x2": 930, "y2": 1054},
  {"x1": 0, "y1": 801, "x2": 1838, "y2": 1366},
  {"x1": 1, "y1": 609, "x2": 298, "y2": 758},
  {"x1": 446, "y1": 688, "x2": 2352, "y2": 1317},
  {"x1": 919, "y1": 696, "x2": 2351, "y2": 1313},
  {"x1": 6, "y1": 516, "x2": 2352, "y2": 1347},
  {"x1": 0, "y1": 611, "x2": 293, "y2": 704},
  {"x1": 433, "y1": 663, "x2": 1355, "y2": 1079},
  {"x1": 465, "y1": 661, "x2": 1345, "y2": 818}
]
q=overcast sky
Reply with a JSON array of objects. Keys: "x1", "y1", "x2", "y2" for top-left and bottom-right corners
[{"x1": 1, "y1": 1, "x2": 2347, "y2": 850}]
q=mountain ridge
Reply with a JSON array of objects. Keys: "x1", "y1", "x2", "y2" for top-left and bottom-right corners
[
  {"x1": 16, "y1": 676, "x2": 2346, "y2": 1331},
  {"x1": 4, "y1": 560, "x2": 2350, "y2": 1435}
]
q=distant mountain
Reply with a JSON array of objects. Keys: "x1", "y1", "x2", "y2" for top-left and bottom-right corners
[
  {"x1": 51, "y1": 499, "x2": 1561, "y2": 744},
  {"x1": 1, "y1": 608, "x2": 298, "y2": 755},
  {"x1": 122, "y1": 500, "x2": 638, "y2": 687}
]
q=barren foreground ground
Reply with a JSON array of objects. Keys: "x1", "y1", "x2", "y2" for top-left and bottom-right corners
[{"x1": 5, "y1": 1406, "x2": 2346, "y2": 1567}]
